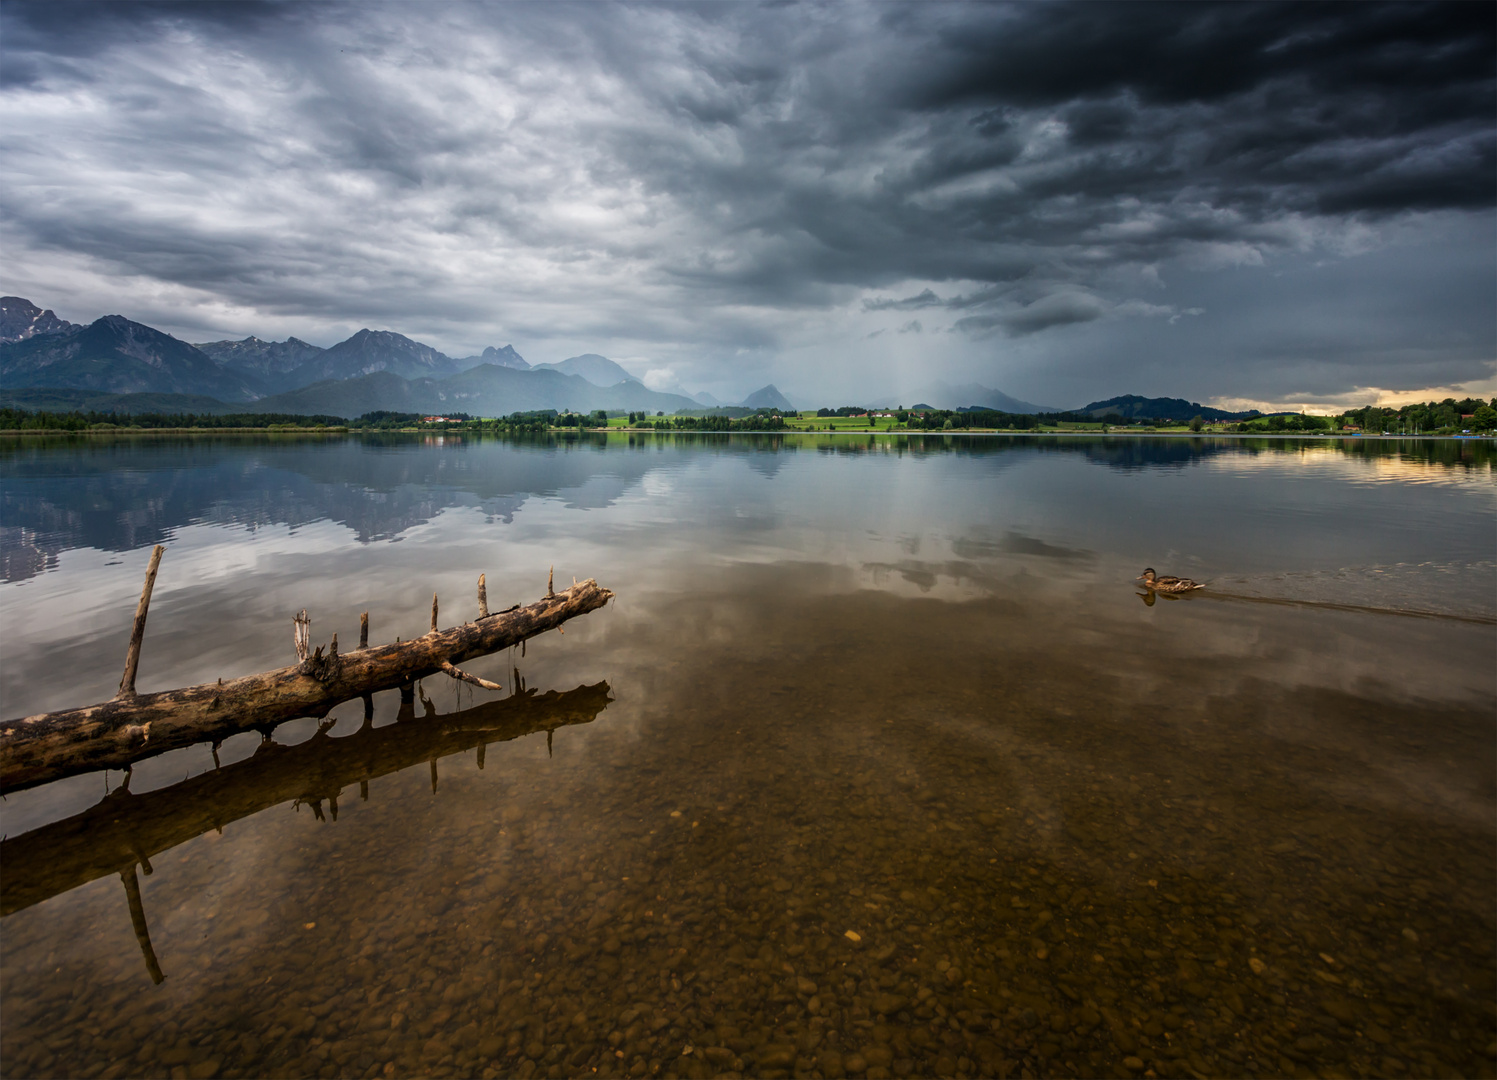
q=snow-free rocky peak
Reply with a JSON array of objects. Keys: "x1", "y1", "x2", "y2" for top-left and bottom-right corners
[{"x1": 0, "y1": 297, "x2": 78, "y2": 344}]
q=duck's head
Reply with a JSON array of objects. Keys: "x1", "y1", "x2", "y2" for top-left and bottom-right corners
[{"x1": 1139, "y1": 567, "x2": 1157, "y2": 582}]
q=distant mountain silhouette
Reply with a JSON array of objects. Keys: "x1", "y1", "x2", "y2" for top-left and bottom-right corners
[
  {"x1": 193, "y1": 335, "x2": 327, "y2": 395},
  {"x1": 691, "y1": 391, "x2": 724, "y2": 407},
  {"x1": 250, "y1": 363, "x2": 699, "y2": 417},
  {"x1": 456, "y1": 344, "x2": 529, "y2": 371},
  {"x1": 286, "y1": 329, "x2": 462, "y2": 388},
  {"x1": 0, "y1": 297, "x2": 78, "y2": 343},
  {"x1": 0, "y1": 315, "x2": 259, "y2": 401},
  {"x1": 870, "y1": 382, "x2": 1056, "y2": 413},
  {"x1": 741, "y1": 384, "x2": 794, "y2": 411},
  {"x1": 531, "y1": 354, "x2": 641, "y2": 387},
  {"x1": 944, "y1": 383, "x2": 1057, "y2": 414},
  {"x1": 1077, "y1": 395, "x2": 1261, "y2": 421}
]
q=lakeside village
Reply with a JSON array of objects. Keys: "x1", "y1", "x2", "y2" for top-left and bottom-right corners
[{"x1": 2, "y1": 397, "x2": 1494, "y2": 436}]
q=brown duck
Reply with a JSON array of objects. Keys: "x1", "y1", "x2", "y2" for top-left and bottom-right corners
[{"x1": 1138, "y1": 568, "x2": 1204, "y2": 593}]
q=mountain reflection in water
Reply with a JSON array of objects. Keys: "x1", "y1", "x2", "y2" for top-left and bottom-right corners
[{"x1": 2, "y1": 432, "x2": 1489, "y2": 583}]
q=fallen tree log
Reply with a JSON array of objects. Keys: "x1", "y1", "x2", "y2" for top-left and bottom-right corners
[{"x1": 0, "y1": 548, "x2": 614, "y2": 793}]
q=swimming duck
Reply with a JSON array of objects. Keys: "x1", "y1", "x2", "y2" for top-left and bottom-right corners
[{"x1": 1138, "y1": 568, "x2": 1204, "y2": 593}]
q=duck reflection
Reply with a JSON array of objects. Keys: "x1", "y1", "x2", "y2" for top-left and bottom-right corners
[{"x1": 0, "y1": 678, "x2": 612, "y2": 982}]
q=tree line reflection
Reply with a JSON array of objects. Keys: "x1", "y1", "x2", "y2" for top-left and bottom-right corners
[{"x1": 2, "y1": 433, "x2": 1487, "y2": 582}]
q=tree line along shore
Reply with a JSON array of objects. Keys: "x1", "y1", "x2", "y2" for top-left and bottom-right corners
[{"x1": 2, "y1": 398, "x2": 1494, "y2": 436}]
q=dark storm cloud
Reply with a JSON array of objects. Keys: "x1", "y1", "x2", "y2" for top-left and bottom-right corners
[
  {"x1": 954, "y1": 293, "x2": 1109, "y2": 338},
  {"x1": 911, "y1": 3, "x2": 1493, "y2": 110},
  {"x1": 865, "y1": 284, "x2": 1113, "y2": 338},
  {"x1": 1, "y1": 1, "x2": 1492, "y2": 402}
]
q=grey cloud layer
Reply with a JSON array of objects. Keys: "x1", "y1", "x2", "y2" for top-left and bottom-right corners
[{"x1": 1, "y1": 1, "x2": 1492, "y2": 404}]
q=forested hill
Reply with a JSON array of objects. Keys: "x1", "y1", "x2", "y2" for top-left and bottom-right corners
[{"x1": 1075, "y1": 396, "x2": 1261, "y2": 422}]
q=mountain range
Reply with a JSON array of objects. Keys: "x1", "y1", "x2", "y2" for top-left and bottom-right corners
[
  {"x1": 0, "y1": 313, "x2": 262, "y2": 400},
  {"x1": 193, "y1": 335, "x2": 326, "y2": 396},
  {"x1": 249, "y1": 366, "x2": 703, "y2": 418},
  {"x1": 0, "y1": 297, "x2": 1267, "y2": 421},
  {"x1": 0, "y1": 297, "x2": 789, "y2": 415}
]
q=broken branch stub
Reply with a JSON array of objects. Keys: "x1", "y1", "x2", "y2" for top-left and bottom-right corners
[
  {"x1": 1, "y1": 558, "x2": 615, "y2": 793},
  {"x1": 117, "y1": 545, "x2": 166, "y2": 699},
  {"x1": 294, "y1": 610, "x2": 311, "y2": 663}
]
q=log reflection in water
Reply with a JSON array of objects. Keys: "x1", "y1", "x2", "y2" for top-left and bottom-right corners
[{"x1": 0, "y1": 677, "x2": 613, "y2": 981}]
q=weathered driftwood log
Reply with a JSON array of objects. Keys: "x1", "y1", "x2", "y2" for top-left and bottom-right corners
[{"x1": 0, "y1": 551, "x2": 614, "y2": 793}]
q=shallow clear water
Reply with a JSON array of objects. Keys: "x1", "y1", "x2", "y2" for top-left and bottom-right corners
[{"x1": 2, "y1": 433, "x2": 1494, "y2": 1080}]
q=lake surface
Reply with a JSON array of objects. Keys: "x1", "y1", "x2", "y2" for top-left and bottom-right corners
[{"x1": 2, "y1": 433, "x2": 1494, "y2": 1080}]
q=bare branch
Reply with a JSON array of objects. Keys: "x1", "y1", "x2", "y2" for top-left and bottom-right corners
[
  {"x1": 117, "y1": 545, "x2": 166, "y2": 699},
  {"x1": 440, "y1": 660, "x2": 503, "y2": 692}
]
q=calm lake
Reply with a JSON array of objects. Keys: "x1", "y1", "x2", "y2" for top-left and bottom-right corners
[{"x1": 1, "y1": 433, "x2": 1493, "y2": 1080}]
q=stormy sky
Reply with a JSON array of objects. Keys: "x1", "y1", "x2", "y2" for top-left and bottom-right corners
[{"x1": 2, "y1": 1, "x2": 1493, "y2": 409}]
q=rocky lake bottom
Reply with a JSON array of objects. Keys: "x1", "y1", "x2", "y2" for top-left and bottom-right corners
[{"x1": 3, "y1": 569, "x2": 1493, "y2": 1080}]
